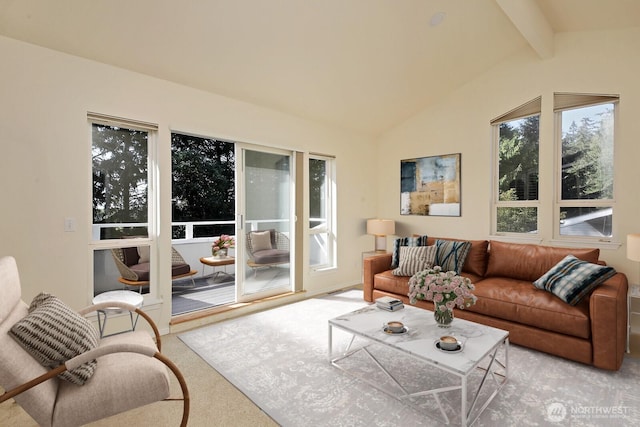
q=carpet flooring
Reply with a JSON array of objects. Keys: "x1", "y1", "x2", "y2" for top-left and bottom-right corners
[{"x1": 179, "y1": 290, "x2": 640, "y2": 426}]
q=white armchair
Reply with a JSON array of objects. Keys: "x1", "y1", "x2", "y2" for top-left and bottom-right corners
[{"x1": 0, "y1": 256, "x2": 189, "y2": 426}]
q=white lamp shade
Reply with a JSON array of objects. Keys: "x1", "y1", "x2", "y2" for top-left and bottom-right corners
[
  {"x1": 628, "y1": 234, "x2": 640, "y2": 261},
  {"x1": 366, "y1": 219, "x2": 395, "y2": 236}
]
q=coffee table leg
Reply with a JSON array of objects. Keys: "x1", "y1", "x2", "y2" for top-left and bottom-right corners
[
  {"x1": 462, "y1": 376, "x2": 468, "y2": 426},
  {"x1": 465, "y1": 338, "x2": 509, "y2": 425},
  {"x1": 328, "y1": 324, "x2": 333, "y2": 361}
]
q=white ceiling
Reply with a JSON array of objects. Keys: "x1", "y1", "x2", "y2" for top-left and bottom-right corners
[{"x1": 0, "y1": 0, "x2": 638, "y2": 136}]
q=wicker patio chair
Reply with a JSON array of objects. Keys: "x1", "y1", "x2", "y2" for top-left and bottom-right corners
[
  {"x1": 0, "y1": 256, "x2": 190, "y2": 426},
  {"x1": 111, "y1": 246, "x2": 197, "y2": 290},
  {"x1": 246, "y1": 230, "x2": 290, "y2": 274}
]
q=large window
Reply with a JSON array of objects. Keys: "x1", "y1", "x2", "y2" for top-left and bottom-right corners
[
  {"x1": 492, "y1": 97, "x2": 540, "y2": 234},
  {"x1": 491, "y1": 94, "x2": 618, "y2": 241},
  {"x1": 89, "y1": 113, "x2": 157, "y2": 297},
  {"x1": 309, "y1": 155, "x2": 336, "y2": 270},
  {"x1": 555, "y1": 93, "x2": 618, "y2": 239}
]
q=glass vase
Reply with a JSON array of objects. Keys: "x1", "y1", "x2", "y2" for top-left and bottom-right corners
[
  {"x1": 434, "y1": 302, "x2": 454, "y2": 328},
  {"x1": 212, "y1": 248, "x2": 227, "y2": 259}
]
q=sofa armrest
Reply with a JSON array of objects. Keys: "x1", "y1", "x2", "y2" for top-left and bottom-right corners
[
  {"x1": 589, "y1": 272, "x2": 628, "y2": 370},
  {"x1": 363, "y1": 253, "x2": 392, "y2": 302}
]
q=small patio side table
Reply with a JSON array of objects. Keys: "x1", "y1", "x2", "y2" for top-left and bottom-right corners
[
  {"x1": 199, "y1": 256, "x2": 235, "y2": 281},
  {"x1": 92, "y1": 290, "x2": 144, "y2": 338}
]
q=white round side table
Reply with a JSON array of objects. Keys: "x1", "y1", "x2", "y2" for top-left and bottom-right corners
[{"x1": 92, "y1": 290, "x2": 144, "y2": 338}]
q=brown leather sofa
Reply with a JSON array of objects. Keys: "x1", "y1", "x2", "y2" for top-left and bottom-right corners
[{"x1": 363, "y1": 238, "x2": 628, "y2": 370}]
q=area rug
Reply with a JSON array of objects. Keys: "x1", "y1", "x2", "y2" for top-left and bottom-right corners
[{"x1": 179, "y1": 290, "x2": 640, "y2": 426}]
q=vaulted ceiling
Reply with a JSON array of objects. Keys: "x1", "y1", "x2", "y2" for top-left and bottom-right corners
[{"x1": 0, "y1": 0, "x2": 638, "y2": 136}]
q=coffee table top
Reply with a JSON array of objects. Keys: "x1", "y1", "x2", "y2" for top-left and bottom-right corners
[{"x1": 329, "y1": 304, "x2": 508, "y2": 375}]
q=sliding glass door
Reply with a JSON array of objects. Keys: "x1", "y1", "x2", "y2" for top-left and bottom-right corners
[{"x1": 236, "y1": 147, "x2": 293, "y2": 301}]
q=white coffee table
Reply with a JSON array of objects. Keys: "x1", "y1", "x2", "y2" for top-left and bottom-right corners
[
  {"x1": 92, "y1": 290, "x2": 144, "y2": 338},
  {"x1": 328, "y1": 304, "x2": 509, "y2": 426}
]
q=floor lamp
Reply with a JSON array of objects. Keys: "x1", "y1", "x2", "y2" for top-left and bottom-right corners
[{"x1": 367, "y1": 219, "x2": 395, "y2": 252}]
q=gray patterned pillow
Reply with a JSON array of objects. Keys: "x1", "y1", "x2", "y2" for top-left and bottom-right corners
[
  {"x1": 434, "y1": 239, "x2": 472, "y2": 274},
  {"x1": 533, "y1": 255, "x2": 616, "y2": 305},
  {"x1": 393, "y1": 245, "x2": 436, "y2": 276},
  {"x1": 10, "y1": 293, "x2": 99, "y2": 385}
]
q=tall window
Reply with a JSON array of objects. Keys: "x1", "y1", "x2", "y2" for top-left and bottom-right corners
[
  {"x1": 90, "y1": 113, "x2": 157, "y2": 296},
  {"x1": 555, "y1": 93, "x2": 618, "y2": 239},
  {"x1": 171, "y1": 133, "x2": 235, "y2": 240},
  {"x1": 491, "y1": 97, "x2": 541, "y2": 234},
  {"x1": 309, "y1": 155, "x2": 336, "y2": 270}
]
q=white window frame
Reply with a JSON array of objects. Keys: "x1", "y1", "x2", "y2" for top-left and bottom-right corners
[
  {"x1": 308, "y1": 154, "x2": 336, "y2": 271},
  {"x1": 88, "y1": 113, "x2": 159, "y2": 302},
  {"x1": 490, "y1": 97, "x2": 541, "y2": 239},
  {"x1": 552, "y1": 93, "x2": 619, "y2": 244}
]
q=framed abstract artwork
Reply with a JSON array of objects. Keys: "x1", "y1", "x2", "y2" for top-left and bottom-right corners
[{"x1": 400, "y1": 153, "x2": 461, "y2": 216}]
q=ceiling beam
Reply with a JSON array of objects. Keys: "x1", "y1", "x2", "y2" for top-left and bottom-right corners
[{"x1": 496, "y1": 0, "x2": 554, "y2": 59}]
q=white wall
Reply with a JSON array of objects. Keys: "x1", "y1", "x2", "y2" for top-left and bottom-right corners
[
  {"x1": 0, "y1": 36, "x2": 378, "y2": 330},
  {"x1": 376, "y1": 27, "x2": 640, "y2": 282}
]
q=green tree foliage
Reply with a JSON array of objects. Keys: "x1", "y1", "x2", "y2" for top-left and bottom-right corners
[
  {"x1": 309, "y1": 158, "x2": 326, "y2": 225},
  {"x1": 496, "y1": 116, "x2": 539, "y2": 233},
  {"x1": 171, "y1": 134, "x2": 235, "y2": 238},
  {"x1": 498, "y1": 116, "x2": 539, "y2": 201},
  {"x1": 92, "y1": 124, "x2": 148, "y2": 226},
  {"x1": 561, "y1": 109, "x2": 613, "y2": 200},
  {"x1": 496, "y1": 190, "x2": 537, "y2": 233}
]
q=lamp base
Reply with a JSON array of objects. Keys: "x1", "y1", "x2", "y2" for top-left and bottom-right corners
[{"x1": 374, "y1": 235, "x2": 387, "y2": 252}]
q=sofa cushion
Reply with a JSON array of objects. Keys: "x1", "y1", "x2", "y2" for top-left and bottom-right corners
[
  {"x1": 53, "y1": 331, "x2": 170, "y2": 426},
  {"x1": 171, "y1": 262, "x2": 192, "y2": 277},
  {"x1": 533, "y1": 255, "x2": 617, "y2": 306},
  {"x1": 253, "y1": 249, "x2": 289, "y2": 264},
  {"x1": 391, "y1": 235, "x2": 428, "y2": 268},
  {"x1": 485, "y1": 241, "x2": 600, "y2": 282},
  {"x1": 9, "y1": 293, "x2": 99, "y2": 385},
  {"x1": 392, "y1": 245, "x2": 436, "y2": 276},
  {"x1": 374, "y1": 270, "x2": 412, "y2": 297},
  {"x1": 129, "y1": 263, "x2": 150, "y2": 281},
  {"x1": 426, "y1": 237, "x2": 489, "y2": 276},
  {"x1": 470, "y1": 277, "x2": 591, "y2": 338},
  {"x1": 434, "y1": 239, "x2": 471, "y2": 274}
]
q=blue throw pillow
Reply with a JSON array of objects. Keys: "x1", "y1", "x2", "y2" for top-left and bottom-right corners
[
  {"x1": 533, "y1": 255, "x2": 616, "y2": 306},
  {"x1": 434, "y1": 239, "x2": 471, "y2": 274},
  {"x1": 391, "y1": 235, "x2": 428, "y2": 268}
]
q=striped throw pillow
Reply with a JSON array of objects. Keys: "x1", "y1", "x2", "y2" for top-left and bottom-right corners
[
  {"x1": 533, "y1": 255, "x2": 616, "y2": 306},
  {"x1": 10, "y1": 293, "x2": 99, "y2": 385},
  {"x1": 391, "y1": 235, "x2": 428, "y2": 268},
  {"x1": 434, "y1": 239, "x2": 472, "y2": 274},
  {"x1": 393, "y1": 245, "x2": 436, "y2": 276}
]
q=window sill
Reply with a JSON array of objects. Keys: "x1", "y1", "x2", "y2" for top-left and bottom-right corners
[
  {"x1": 490, "y1": 235, "x2": 621, "y2": 250},
  {"x1": 488, "y1": 235, "x2": 543, "y2": 245},
  {"x1": 548, "y1": 239, "x2": 621, "y2": 250}
]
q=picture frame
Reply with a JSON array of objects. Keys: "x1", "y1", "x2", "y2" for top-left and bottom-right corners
[{"x1": 400, "y1": 153, "x2": 461, "y2": 216}]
